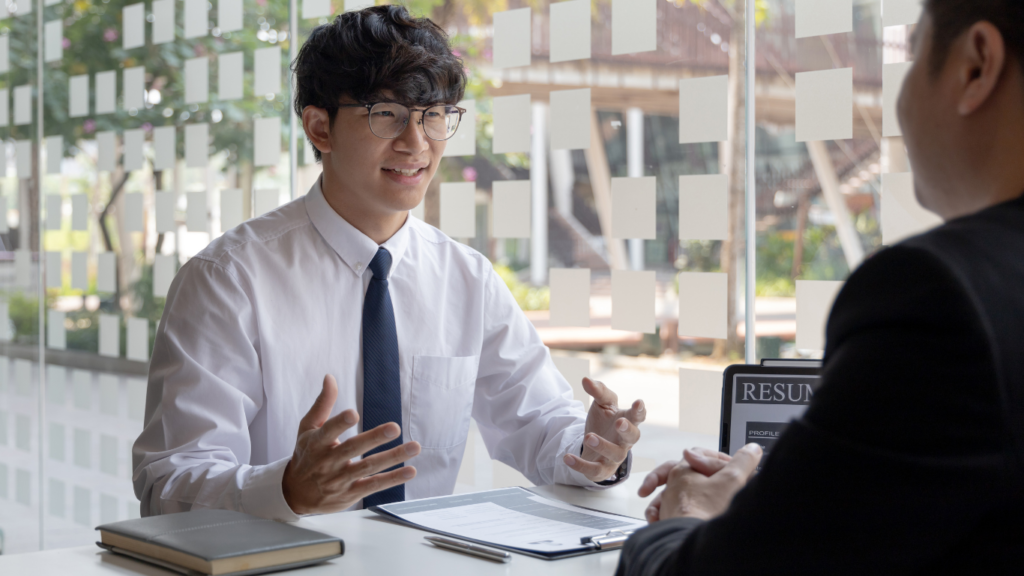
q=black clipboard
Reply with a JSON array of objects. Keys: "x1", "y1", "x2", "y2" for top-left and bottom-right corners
[{"x1": 719, "y1": 359, "x2": 822, "y2": 455}]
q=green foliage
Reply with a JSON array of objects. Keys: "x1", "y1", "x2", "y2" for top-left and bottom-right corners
[
  {"x1": 494, "y1": 263, "x2": 550, "y2": 311},
  {"x1": 756, "y1": 225, "x2": 850, "y2": 297},
  {"x1": 2, "y1": 291, "x2": 45, "y2": 344}
]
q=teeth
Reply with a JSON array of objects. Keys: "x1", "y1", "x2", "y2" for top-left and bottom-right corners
[{"x1": 388, "y1": 168, "x2": 420, "y2": 176}]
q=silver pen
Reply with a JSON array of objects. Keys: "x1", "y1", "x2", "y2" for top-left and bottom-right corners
[{"x1": 425, "y1": 536, "x2": 513, "y2": 563}]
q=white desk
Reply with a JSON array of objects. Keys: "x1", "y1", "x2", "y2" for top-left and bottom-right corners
[{"x1": 0, "y1": 476, "x2": 653, "y2": 575}]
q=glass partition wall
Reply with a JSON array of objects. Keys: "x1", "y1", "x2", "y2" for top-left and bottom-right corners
[{"x1": 0, "y1": 0, "x2": 912, "y2": 554}]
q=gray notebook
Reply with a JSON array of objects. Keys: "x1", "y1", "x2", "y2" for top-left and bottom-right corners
[{"x1": 96, "y1": 509, "x2": 344, "y2": 576}]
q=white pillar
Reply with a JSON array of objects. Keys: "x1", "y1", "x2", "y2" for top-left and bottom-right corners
[
  {"x1": 626, "y1": 107, "x2": 645, "y2": 271},
  {"x1": 530, "y1": 102, "x2": 549, "y2": 286}
]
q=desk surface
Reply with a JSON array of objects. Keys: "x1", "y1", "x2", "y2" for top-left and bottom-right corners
[{"x1": 0, "y1": 476, "x2": 654, "y2": 575}]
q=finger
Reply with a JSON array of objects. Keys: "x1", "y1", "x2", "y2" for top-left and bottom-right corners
[
  {"x1": 645, "y1": 492, "x2": 663, "y2": 523},
  {"x1": 692, "y1": 447, "x2": 731, "y2": 463},
  {"x1": 582, "y1": 378, "x2": 618, "y2": 408},
  {"x1": 719, "y1": 443, "x2": 763, "y2": 483},
  {"x1": 563, "y1": 452, "x2": 612, "y2": 481},
  {"x1": 333, "y1": 422, "x2": 403, "y2": 462},
  {"x1": 339, "y1": 441, "x2": 421, "y2": 481},
  {"x1": 315, "y1": 409, "x2": 360, "y2": 446},
  {"x1": 614, "y1": 418, "x2": 641, "y2": 446},
  {"x1": 349, "y1": 466, "x2": 418, "y2": 504},
  {"x1": 683, "y1": 448, "x2": 729, "y2": 477},
  {"x1": 626, "y1": 399, "x2": 647, "y2": 425},
  {"x1": 637, "y1": 460, "x2": 677, "y2": 497},
  {"x1": 583, "y1": 433, "x2": 629, "y2": 465},
  {"x1": 298, "y1": 375, "x2": 339, "y2": 434}
]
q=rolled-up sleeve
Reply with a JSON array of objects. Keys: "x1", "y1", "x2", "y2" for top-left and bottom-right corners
[{"x1": 132, "y1": 257, "x2": 299, "y2": 521}]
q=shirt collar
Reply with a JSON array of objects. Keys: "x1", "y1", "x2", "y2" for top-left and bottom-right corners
[{"x1": 304, "y1": 176, "x2": 411, "y2": 279}]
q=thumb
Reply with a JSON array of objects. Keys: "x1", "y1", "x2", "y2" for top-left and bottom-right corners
[
  {"x1": 719, "y1": 443, "x2": 763, "y2": 483},
  {"x1": 298, "y1": 374, "x2": 338, "y2": 434}
]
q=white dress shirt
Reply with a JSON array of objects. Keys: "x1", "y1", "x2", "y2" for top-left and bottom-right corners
[{"x1": 133, "y1": 178, "x2": 630, "y2": 521}]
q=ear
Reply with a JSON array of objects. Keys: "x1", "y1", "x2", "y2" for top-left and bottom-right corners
[
  {"x1": 956, "y1": 22, "x2": 1007, "y2": 116},
  {"x1": 301, "y1": 106, "x2": 333, "y2": 156}
]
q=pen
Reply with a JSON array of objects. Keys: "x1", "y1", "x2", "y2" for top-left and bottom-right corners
[{"x1": 425, "y1": 536, "x2": 513, "y2": 563}]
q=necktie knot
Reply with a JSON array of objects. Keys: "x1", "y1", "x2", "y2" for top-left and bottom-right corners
[{"x1": 369, "y1": 248, "x2": 392, "y2": 280}]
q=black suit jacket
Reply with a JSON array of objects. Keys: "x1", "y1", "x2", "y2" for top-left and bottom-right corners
[{"x1": 616, "y1": 194, "x2": 1024, "y2": 575}]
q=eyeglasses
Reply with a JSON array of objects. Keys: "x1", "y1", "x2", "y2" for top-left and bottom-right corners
[{"x1": 335, "y1": 102, "x2": 466, "y2": 141}]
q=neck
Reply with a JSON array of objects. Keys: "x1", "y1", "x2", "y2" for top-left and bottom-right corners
[
  {"x1": 320, "y1": 167, "x2": 408, "y2": 245},
  {"x1": 940, "y1": 133, "x2": 1024, "y2": 221}
]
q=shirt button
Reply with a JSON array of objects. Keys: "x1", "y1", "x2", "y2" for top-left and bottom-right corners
[{"x1": 356, "y1": 262, "x2": 363, "y2": 271}]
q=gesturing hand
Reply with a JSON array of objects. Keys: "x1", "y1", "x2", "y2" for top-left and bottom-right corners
[
  {"x1": 282, "y1": 375, "x2": 421, "y2": 515},
  {"x1": 563, "y1": 378, "x2": 645, "y2": 483}
]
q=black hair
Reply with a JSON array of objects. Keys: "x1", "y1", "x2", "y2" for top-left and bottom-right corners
[
  {"x1": 291, "y1": 5, "x2": 467, "y2": 162},
  {"x1": 925, "y1": 0, "x2": 1024, "y2": 77}
]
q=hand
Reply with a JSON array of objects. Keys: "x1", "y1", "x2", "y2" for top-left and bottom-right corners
[
  {"x1": 638, "y1": 448, "x2": 733, "y2": 523},
  {"x1": 282, "y1": 375, "x2": 421, "y2": 515},
  {"x1": 649, "y1": 443, "x2": 762, "y2": 522},
  {"x1": 563, "y1": 378, "x2": 645, "y2": 483}
]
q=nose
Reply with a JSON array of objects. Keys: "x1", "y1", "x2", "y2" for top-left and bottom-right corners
[{"x1": 392, "y1": 113, "x2": 430, "y2": 155}]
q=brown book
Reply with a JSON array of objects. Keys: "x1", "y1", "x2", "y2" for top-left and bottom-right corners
[{"x1": 96, "y1": 509, "x2": 343, "y2": 576}]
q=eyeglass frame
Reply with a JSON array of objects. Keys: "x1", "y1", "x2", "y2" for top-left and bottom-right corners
[{"x1": 331, "y1": 102, "x2": 467, "y2": 141}]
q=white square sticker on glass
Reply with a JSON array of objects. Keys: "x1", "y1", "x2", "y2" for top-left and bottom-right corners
[
  {"x1": 124, "y1": 192, "x2": 144, "y2": 232},
  {"x1": 882, "y1": 62, "x2": 912, "y2": 138},
  {"x1": 345, "y1": 0, "x2": 373, "y2": 11},
  {"x1": 550, "y1": 0, "x2": 590, "y2": 63},
  {"x1": 491, "y1": 180, "x2": 530, "y2": 239},
  {"x1": 611, "y1": 269, "x2": 655, "y2": 334},
  {"x1": 549, "y1": 268, "x2": 591, "y2": 327},
  {"x1": 95, "y1": 70, "x2": 116, "y2": 115},
  {"x1": 98, "y1": 377, "x2": 118, "y2": 416},
  {"x1": 97, "y1": 131, "x2": 116, "y2": 173},
  {"x1": 796, "y1": 68, "x2": 853, "y2": 142},
  {"x1": 152, "y1": 0, "x2": 174, "y2": 44},
  {"x1": 552, "y1": 356, "x2": 591, "y2": 408},
  {"x1": 13, "y1": 85, "x2": 31, "y2": 125},
  {"x1": 439, "y1": 182, "x2": 476, "y2": 238},
  {"x1": 0, "y1": 35, "x2": 8, "y2": 74},
  {"x1": 218, "y1": 0, "x2": 242, "y2": 33},
  {"x1": 678, "y1": 368, "x2": 723, "y2": 436},
  {"x1": 493, "y1": 8, "x2": 531, "y2": 69},
  {"x1": 97, "y1": 252, "x2": 116, "y2": 293},
  {"x1": 883, "y1": 0, "x2": 922, "y2": 28},
  {"x1": 550, "y1": 88, "x2": 591, "y2": 151},
  {"x1": 677, "y1": 272, "x2": 727, "y2": 339},
  {"x1": 123, "y1": 3, "x2": 145, "y2": 49},
  {"x1": 611, "y1": 176, "x2": 656, "y2": 240},
  {"x1": 123, "y1": 128, "x2": 144, "y2": 172},
  {"x1": 153, "y1": 126, "x2": 175, "y2": 170},
  {"x1": 442, "y1": 100, "x2": 475, "y2": 157},
  {"x1": 185, "y1": 123, "x2": 209, "y2": 168},
  {"x1": 254, "y1": 47, "x2": 281, "y2": 96},
  {"x1": 254, "y1": 188, "x2": 280, "y2": 217},
  {"x1": 71, "y1": 193, "x2": 89, "y2": 231},
  {"x1": 679, "y1": 76, "x2": 728, "y2": 144},
  {"x1": 186, "y1": 191, "x2": 208, "y2": 232},
  {"x1": 123, "y1": 66, "x2": 146, "y2": 110},
  {"x1": 15, "y1": 249, "x2": 32, "y2": 288},
  {"x1": 15, "y1": 139, "x2": 31, "y2": 178},
  {"x1": 46, "y1": 135, "x2": 62, "y2": 174},
  {"x1": 881, "y1": 172, "x2": 941, "y2": 245},
  {"x1": 127, "y1": 318, "x2": 149, "y2": 361},
  {"x1": 48, "y1": 310, "x2": 66, "y2": 350},
  {"x1": 184, "y1": 0, "x2": 208, "y2": 39},
  {"x1": 0, "y1": 88, "x2": 7, "y2": 127},
  {"x1": 254, "y1": 117, "x2": 281, "y2": 167},
  {"x1": 220, "y1": 188, "x2": 243, "y2": 231},
  {"x1": 795, "y1": 0, "x2": 852, "y2": 39},
  {"x1": 46, "y1": 194, "x2": 63, "y2": 230},
  {"x1": 71, "y1": 252, "x2": 88, "y2": 291},
  {"x1": 303, "y1": 0, "x2": 330, "y2": 19},
  {"x1": 185, "y1": 57, "x2": 209, "y2": 104},
  {"x1": 44, "y1": 19, "x2": 62, "y2": 63},
  {"x1": 153, "y1": 254, "x2": 175, "y2": 298},
  {"x1": 99, "y1": 314, "x2": 120, "y2": 358},
  {"x1": 218, "y1": 52, "x2": 243, "y2": 101},
  {"x1": 46, "y1": 251, "x2": 62, "y2": 289},
  {"x1": 795, "y1": 280, "x2": 844, "y2": 351},
  {"x1": 155, "y1": 191, "x2": 177, "y2": 233},
  {"x1": 0, "y1": 195, "x2": 7, "y2": 234},
  {"x1": 491, "y1": 94, "x2": 531, "y2": 154},
  {"x1": 678, "y1": 174, "x2": 728, "y2": 240},
  {"x1": 612, "y1": 0, "x2": 656, "y2": 55}
]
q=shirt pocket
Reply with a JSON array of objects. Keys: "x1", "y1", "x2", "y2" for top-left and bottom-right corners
[{"x1": 409, "y1": 355, "x2": 479, "y2": 450}]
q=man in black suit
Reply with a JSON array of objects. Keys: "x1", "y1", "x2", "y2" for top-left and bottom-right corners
[{"x1": 616, "y1": 1, "x2": 1024, "y2": 574}]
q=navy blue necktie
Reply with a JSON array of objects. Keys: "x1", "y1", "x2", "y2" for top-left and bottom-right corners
[{"x1": 361, "y1": 247, "x2": 405, "y2": 508}]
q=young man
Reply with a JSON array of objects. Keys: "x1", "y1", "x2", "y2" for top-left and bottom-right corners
[
  {"x1": 133, "y1": 5, "x2": 644, "y2": 520},
  {"x1": 616, "y1": 1, "x2": 1024, "y2": 574}
]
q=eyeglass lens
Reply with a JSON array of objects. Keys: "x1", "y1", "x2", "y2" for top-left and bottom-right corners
[{"x1": 368, "y1": 103, "x2": 461, "y2": 140}]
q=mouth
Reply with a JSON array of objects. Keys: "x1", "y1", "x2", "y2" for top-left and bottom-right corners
[{"x1": 383, "y1": 167, "x2": 425, "y2": 177}]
